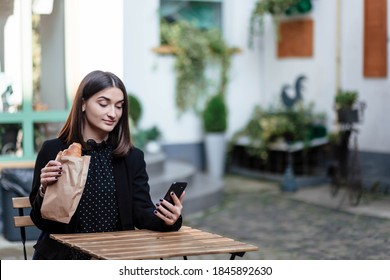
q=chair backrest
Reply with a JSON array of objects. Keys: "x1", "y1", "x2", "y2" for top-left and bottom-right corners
[
  {"x1": 12, "y1": 196, "x2": 35, "y2": 260},
  {"x1": 12, "y1": 197, "x2": 34, "y2": 227}
]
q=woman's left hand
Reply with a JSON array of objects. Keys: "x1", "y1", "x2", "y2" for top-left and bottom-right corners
[{"x1": 154, "y1": 191, "x2": 185, "y2": 226}]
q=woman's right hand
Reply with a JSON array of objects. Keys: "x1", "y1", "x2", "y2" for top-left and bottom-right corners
[{"x1": 40, "y1": 160, "x2": 63, "y2": 192}]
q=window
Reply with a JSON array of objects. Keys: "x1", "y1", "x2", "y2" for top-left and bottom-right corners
[
  {"x1": 0, "y1": 123, "x2": 22, "y2": 156},
  {"x1": 0, "y1": 0, "x2": 69, "y2": 161},
  {"x1": 160, "y1": 0, "x2": 222, "y2": 30}
]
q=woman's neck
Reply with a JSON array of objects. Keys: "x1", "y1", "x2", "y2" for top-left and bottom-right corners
[
  {"x1": 82, "y1": 123, "x2": 110, "y2": 143},
  {"x1": 83, "y1": 132, "x2": 109, "y2": 143}
]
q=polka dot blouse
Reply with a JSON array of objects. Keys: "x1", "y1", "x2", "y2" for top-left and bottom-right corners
[{"x1": 70, "y1": 139, "x2": 120, "y2": 259}]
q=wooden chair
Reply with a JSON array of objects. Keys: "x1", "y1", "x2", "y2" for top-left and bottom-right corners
[{"x1": 12, "y1": 196, "x2": 35, "y2": 260}]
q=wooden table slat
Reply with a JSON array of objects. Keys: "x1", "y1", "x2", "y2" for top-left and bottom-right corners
[
  {"x1": 53, "y1": 231, "x2": 220, "y2": 246},
  {"x1": 52, "y1": 226, "x2": 199, "y2": 240},
  {"x1": 93, "y1": 240, "x2": 253, "y2": 255},
  {"x1": 106, "y1": 243, "x2": 258, "y2": 260},
  {"x1": 74, "y1": 237, "x2": 237, "y2": 254},
  {"x1": 71, "y1": 235, "x2": 232, "y2": 249},
  {"x1": 52, "y1": 228, "x2": 213, "y2": 244},
  {"x1": 50, "y1": 226, "x2": 258, "y2": 260}
]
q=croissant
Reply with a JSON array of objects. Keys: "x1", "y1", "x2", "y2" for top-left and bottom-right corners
[{"x1": 62, "y1": 142, "x2": 82, "y2": 157}]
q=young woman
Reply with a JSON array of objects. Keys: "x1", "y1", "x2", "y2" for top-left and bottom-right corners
[{"x1": 29, "y1": 70, "x2": 184, "y2": 259}]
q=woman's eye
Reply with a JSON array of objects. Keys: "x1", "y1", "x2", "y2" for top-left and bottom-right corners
[{"x1": 99, "y1": 103, "x2": 108, "y2": 107}]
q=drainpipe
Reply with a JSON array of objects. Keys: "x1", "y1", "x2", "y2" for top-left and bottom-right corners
[
  {"x1": 333, "y1": 0, "x2": 341, "y2": 133},
  {"x1": 335, "y1": 0, "x2": 341, "y2": 94},
  {"x1": 0, "y1": 18, "x2": 6, "y2": 71}
]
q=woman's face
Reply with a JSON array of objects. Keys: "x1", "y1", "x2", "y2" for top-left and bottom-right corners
[{"x1": 82, "y1": 87, "x2": 124, "y2": 141}]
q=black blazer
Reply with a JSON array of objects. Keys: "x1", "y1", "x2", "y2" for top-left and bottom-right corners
[{"x1": 29, "y1": 138, "x2": 182, "y2": 259}]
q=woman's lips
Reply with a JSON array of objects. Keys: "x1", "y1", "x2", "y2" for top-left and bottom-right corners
[{"x1": 103, "y1": 120, "x2": 115, "y2": 125}]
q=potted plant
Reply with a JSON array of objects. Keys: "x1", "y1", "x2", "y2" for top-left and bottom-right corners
[
  {"x1": 335, "y1": 90, "x2": 359, "y2": 124},
  {"x1": 332, "y1": 90, "x2": 364, "y2": 181},
  {"x1": 230, "y1": 102, "x2": 326, "y2": 160},
  {"x1": 134, "y1": 126, "x2": 162, "y2": 154},
  {"x1": 127, "y1": 93, "x2": 162, "y2": 153},
  {"x1": 202, "y1": 93, "x2": 228, "y2": 178}
]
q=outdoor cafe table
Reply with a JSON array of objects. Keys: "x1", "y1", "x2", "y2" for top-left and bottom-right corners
[{"x1": 50, "y1": 226, "x2": 258, "y2": 260}]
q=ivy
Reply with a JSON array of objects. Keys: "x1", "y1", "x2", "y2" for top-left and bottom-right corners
[{"x1": 160, "y1": 20, "x2": 232, "y2": 115}]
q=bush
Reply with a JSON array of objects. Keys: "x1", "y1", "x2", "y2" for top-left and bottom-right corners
[
  {"x1": 230, "y1": 102, "x2": 327, "y2": 159},
  {"x1": 128, "y1": 94, "x2": 142, "y2": 127},
  {"x1": 202, "y1": 94, "x2": 227, "y2": 133}
]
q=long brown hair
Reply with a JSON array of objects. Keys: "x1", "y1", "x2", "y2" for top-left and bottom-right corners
[{"x1": 58, "y1": 70, "x2": 132, "y2": 157}]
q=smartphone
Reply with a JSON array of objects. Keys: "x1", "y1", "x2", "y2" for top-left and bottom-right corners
[{"x1": 161, "y1": 181, "x2": 187, "y2": 205}]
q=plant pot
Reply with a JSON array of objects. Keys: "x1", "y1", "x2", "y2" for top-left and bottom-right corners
[
  {"x1": 337, "y1": 108, "x2": 359, "y2": 124},
  {"x1": 204, "y1": 133, "x2": 226, "y2": 178}
]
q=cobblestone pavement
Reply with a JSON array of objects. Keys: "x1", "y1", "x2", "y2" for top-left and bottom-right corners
[
  {"x1": 185, "y1": 175, "x2": 390, "y2": 260},
  {"x1": 1, "y1": 174, "x2": 389, "y2": 260}
]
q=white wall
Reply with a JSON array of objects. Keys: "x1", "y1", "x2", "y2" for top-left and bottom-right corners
[
  {"x1": 252, "y1": 0, "x2": 390, "y2": 155},
  {"x1": 123, "y1": 0, "x2": 262, "y2": 145},
  {"x1": 341, "y1": 0, "x2": 390, "y2": 153},
  {"x1": 122, "y1": 0, "x2": 389, "y2": 155},
  {"x1": 2, "y1": 0, "x2": 389, "y2": 156},
  {"x1": 223, "y1": 0, "x2": 263, "y2": 138},
  {"x1": 260, "y1": 0, "x2": 338, "y2": 128},
  {"x1": 124, "y1": 0, "x2": 202, "y2": 145},
  {"x1": 65, "y1": 0, "x2": 124, "y2": 95}
]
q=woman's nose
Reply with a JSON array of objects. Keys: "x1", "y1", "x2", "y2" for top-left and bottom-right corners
[{"x1": 107, "y1": 106, "x2": 116, "y2": 118}]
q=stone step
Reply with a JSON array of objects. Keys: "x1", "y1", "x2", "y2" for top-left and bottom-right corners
[
  {"x1": 147, "y1": 159, "x2": 224, "y2": 216},
  {"x1": 150, "y1": 173, "x2": 224, "y2": 216},
  {"x1": 145, "y1": 152, "x2": 166, "y2": 177},
  {"x1": 180, "y1": 172, "x2": 224, "y2": 216},
  {"x1": 149, "y1": 160, "x2": 196, "y2": 200}
]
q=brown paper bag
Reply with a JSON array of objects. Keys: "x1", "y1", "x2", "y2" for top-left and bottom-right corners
[{"x1": 41, "y1": 153, "x2": 91, "y2": 223}]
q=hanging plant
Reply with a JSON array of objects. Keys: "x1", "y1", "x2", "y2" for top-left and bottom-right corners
[
  {"x1": 249, "y1": 0, "x2": 313, "y2": 46},
  {"x1": 160, "y1": 20, "x2": 234, "y2": 115}
]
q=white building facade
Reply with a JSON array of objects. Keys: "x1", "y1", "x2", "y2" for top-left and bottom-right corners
[{"x1": 0, "y1": 0, "x2": 389, "y2": 187}]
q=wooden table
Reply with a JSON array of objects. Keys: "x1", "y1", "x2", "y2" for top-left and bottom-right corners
[{"x1": 50, "y1": 226, "x2": 258, "y2": 260}]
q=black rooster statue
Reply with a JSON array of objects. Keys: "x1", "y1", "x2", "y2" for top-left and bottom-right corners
[{"x1": 281, "y1": 75, "x2": 306, "y2": 108}]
